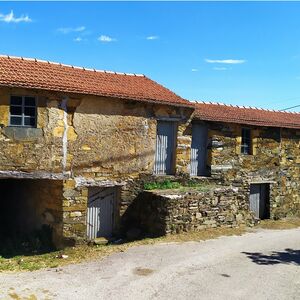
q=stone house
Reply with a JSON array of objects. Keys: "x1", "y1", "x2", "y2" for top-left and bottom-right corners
[
  {"x1": 189, "y1": 102, "x2": 300, "y2": 220},
  {"x1": 125, "y1": 104, "x2": 300, "y2": 237},
  {"x1": 0, "y1": 55, "x2": 194, "y2": 247},
  {"x1": 1, "y1": 55, "x2": 300, "y2": 247}
]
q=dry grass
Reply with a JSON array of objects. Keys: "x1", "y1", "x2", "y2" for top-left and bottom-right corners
[
  {"x1": 256, "y1": 217, "x2": 300, "y2": 230},
  {"x1": 1, "y1": 219, "x2": 299, "y2": 273},
  {"x1": 0, "y1": 227, "x2": 246, "y2": 273}
]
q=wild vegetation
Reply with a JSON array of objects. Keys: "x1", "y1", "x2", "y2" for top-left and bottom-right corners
[{"x1": 143, "y1": 179, "x2": 215, "y2": 192}]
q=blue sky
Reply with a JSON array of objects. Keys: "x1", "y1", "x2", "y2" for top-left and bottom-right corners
[{"x1": 1, "y1": 2, "x2": 300, "y2": 111}]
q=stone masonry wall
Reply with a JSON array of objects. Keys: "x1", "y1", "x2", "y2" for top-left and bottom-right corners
[
  {"x1": 277, "y1": 128, "x2": 300, "y2": 217},
  {"x1": 0, "y1": 87, "x2": 65, "y2": 174},
  {"x1": 0, "y1": 86, "x2": 193, "y2": 244},
  {"x1": 0, "y1": 87, "x2": 193, "y2": 180},
  {"x1": 189, "y1": 121, "x2": 300, "y2": 218},
  {"x1": 124, "y1": 187, "x2": 256, "y2": 237}
]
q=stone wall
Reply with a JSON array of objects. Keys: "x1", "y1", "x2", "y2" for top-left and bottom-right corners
[
  {"x1": 189, "y1": 120, "x2": 300, "y2": 218},
  {"x1": 61, "y1": 180, "x2": 88, "y2": 245},
  {"x1": 277, "y1": 128, "x2": 300, "y2": 217},
  {"x1": 123, "y1": 187, "x2": 256, "y2": 237},
  {"x1": 0, "y1": 87, "x2": 193, "y2": 181},
  {"x1": 0, "y1": 86, "x2": 193, "y2": 245},
  {"x1": 0, "y1": 88, "x2": 64, "y2": 174}
]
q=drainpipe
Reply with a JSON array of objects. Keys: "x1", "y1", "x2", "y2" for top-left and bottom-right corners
[{"x1": 61, "y1": 97, "x2": 69, "y2": 174}]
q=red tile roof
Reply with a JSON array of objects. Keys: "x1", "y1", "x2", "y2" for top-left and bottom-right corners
[
  {"x1": 0, "y1": 55, "x2": 191, "y2": 107},
  {"x1": 194, "y1": 102, "x2": 300, "y2": 129}
]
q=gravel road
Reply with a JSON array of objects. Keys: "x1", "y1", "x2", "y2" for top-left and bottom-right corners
[{"x1": 1, "y1": 227, "x2": 300, "y2": 300}]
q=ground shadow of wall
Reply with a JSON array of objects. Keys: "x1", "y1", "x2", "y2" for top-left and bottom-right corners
[{"x1": 242, "y1": 248, "x2": 300, "y2": 266}]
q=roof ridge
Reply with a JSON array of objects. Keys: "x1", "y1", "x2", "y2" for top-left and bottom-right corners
[
  {"x1": 0, "y1": 54, "x2": 145, "y2": 77},
  {"x1": 194, "y1": 100, "x2": 300, "y2": 114}
]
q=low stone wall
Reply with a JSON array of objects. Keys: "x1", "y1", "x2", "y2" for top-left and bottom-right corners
[{"x1": 124, "y1": 187, "x2": 256, "y2": 237}]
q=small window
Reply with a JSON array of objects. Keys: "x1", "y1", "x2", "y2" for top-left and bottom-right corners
[
  {"x1": 10, "y1": 96, "x2": 37, "y2": 127},
  {"x1": 241, "y1": 128, "x2": 251, "y2": 155}
]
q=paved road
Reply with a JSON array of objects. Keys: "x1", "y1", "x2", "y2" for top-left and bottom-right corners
[{"x1": 1, "y1": 228, "x2": 300, "y2": 300}]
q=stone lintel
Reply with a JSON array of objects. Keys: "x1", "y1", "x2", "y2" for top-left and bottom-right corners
[
  {"x1": 74, "y1": 176, "x2": 126, "y2": 187},
  {"x1": 0, "y1": 170, "x2": 68, "y2": 180}
]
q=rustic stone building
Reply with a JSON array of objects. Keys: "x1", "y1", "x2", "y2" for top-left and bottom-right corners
[
  {"x1": 0, "y1": 55, "x2": 193, "y2": 247},
  {"x1": 190, "y1": 102, "x2": 300, "y2": 219},
  {"x1": 1, "y1": 55, "x2": 300, "y2": 248},
  {"x1": 129, "y1": 102, "x2": 300, "y2": 237}
]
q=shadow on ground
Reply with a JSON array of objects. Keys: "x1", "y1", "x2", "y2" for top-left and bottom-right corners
[
  {"x1": 242, "y1": 248, "x2": 300, "y2": 265},
  {"x1": 0, "y1": 225, "x2": 56, "y2": 258}
]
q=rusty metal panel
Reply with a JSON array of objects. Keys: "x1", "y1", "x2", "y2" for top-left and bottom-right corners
[
  {"x1": 154, "y1": 121, "x2": 176, "y2": 175},
  {"x1": 190, "y1": 124, "x2": 208, "y2": 176},
  {"x1": 87, "y1": 187, "x2": 116, "y2": 239}
]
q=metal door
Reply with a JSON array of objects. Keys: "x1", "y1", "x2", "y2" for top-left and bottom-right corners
[
  {"x1": 154, "y1": 121, "x2": 176, "y2": 175},
  {"x1": 87, "y1": 187, "x2": 116, "y2": 239},
  {"x1": 190, "y1": 123, "x2": 208, "y2": 176},
  {"x1": 249, "y1": 184, "x2": 269, "y2": 219},
  {"x1": 250, "y1": 184, "x2": 260, "y2": 218}
]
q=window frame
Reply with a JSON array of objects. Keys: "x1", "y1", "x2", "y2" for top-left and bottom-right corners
[
  {"x1": 241, "y1": 127, "x2": 252, "y2": 155},
  {"x1": 9, "y1": 95, "x2": 37, "y2": 128}
]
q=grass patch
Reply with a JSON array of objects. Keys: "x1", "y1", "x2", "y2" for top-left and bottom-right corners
[
  {"x1": 144, "y1": 179, "x2": 215, "y2": 192},
  {"x1": 144, "y1": 180, "x2": 181, "y2": 190}
]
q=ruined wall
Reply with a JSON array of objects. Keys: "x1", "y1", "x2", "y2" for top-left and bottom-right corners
[{"x1": 123, "y1": 187, "x2": 256, "y2": 237}]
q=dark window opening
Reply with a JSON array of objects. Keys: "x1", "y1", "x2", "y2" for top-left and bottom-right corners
[
  {"x1": 241, "y1": 128, "x2": 252, "y2": 155},
  {"x1": 10, "y1": 96, "x2": 37, "y2": 127}
]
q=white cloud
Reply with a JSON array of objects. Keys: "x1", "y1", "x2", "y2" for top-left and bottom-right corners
[
  {"x1": 0, "y1": 10, "x2": 32, "y2": 23},
  {"x1": 213, "y1": 67, "x2": 228, "y2": 71},
  {"x1": 191, "y1": 68, "x2": 198, "y2": 72},
  {"x1": 58, "y1": 26, "x2": 86, "y2": 34},
  {"x1": 98, "y1": 35, "x2": 116, "y2": 42},
  {"x1": 146, "y1": 36, "x2": 159, "y2": 40},
  {"x1": 74, "y1": 37, "x2": 83, "y2": 42},
  {"x1": 205, "y1": 59, "x2": 246, "y2": 64}
]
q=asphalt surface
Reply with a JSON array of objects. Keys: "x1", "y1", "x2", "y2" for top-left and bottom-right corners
[{"x1": 0, "y1": 227, "x2": 300, "y2": 300}]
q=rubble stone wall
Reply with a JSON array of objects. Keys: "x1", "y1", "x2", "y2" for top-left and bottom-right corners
[
  {"x1": 0, "y1": 87, "x2": 193, "y2": 245},
  {"x1": 189, "y1": 121, "x2": 300, "y2": 218},
  {"x1": 124, "y1": 187, "x2": 256, "y2": 237}
]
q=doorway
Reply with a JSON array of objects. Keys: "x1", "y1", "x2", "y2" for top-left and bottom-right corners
[
  {"x1": 249, "y1": 184, "x2": 270, "y2": 219},
  {"x1": 154, "y1": 121, "x2": 177, "y2": 175},
  {"x1": 190, "y1": 123, "x2": 208, "y2": 176},
  {"x1": 86, "y1": 187, "x2": 118, "y2": 239}
]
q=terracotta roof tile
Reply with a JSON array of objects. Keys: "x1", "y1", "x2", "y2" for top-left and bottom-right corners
[
  {"x1": 194, "y1": 101, "x2": 300, "y2": 129},
  {"x1": 0, "y1": 55, "x2": 191, "y2": 108}
]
